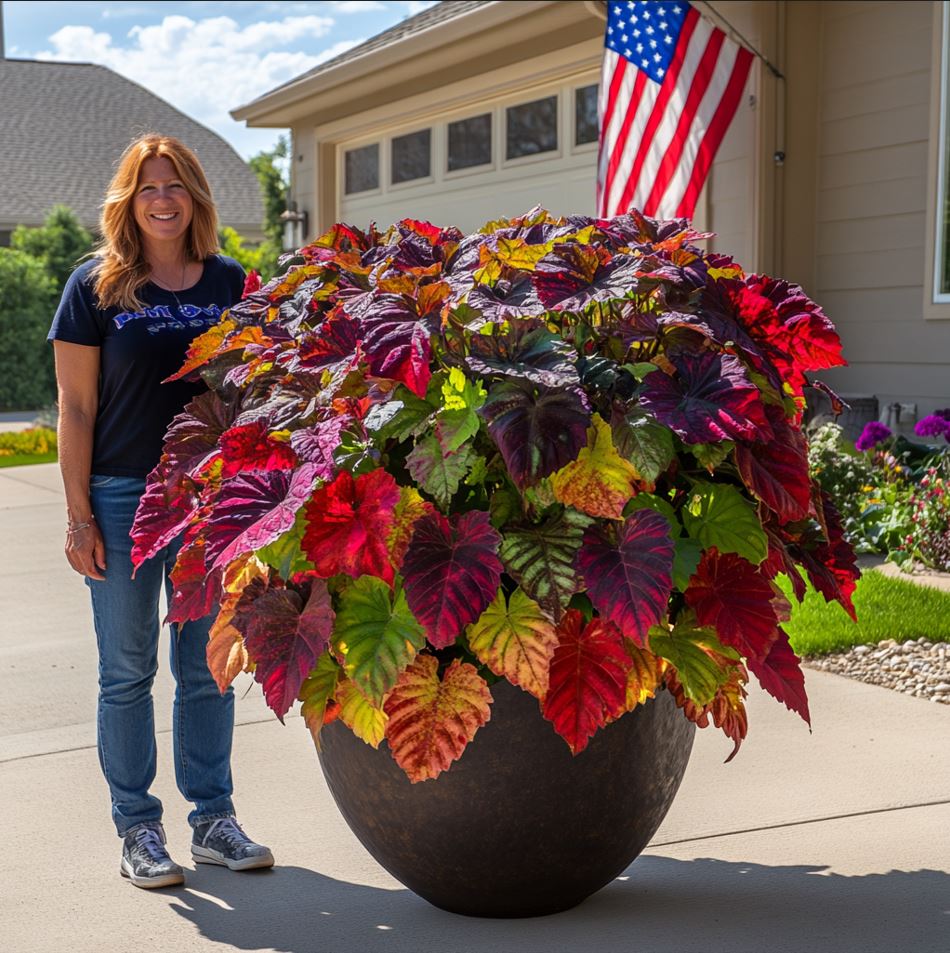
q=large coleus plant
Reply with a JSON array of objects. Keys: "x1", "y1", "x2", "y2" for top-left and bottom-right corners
[{"x1": 131, "y1": 207, "x2": 859, "y2": 783}]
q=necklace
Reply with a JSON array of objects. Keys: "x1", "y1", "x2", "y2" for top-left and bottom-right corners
[{"x1": 150, "y1": 260, "x2": 188, "y2": 311}]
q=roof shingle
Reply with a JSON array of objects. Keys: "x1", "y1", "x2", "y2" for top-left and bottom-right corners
[{"x1": 0, "y1": 59, "x2": 264, "y2": 233}]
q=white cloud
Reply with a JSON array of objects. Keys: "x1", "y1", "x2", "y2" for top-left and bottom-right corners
[
  {"x1": 329, "y1": 1, "x2": 387, "y2": 12},
  {"x1": 32, "y1": 13, "x2": 356, "y2": 157}
]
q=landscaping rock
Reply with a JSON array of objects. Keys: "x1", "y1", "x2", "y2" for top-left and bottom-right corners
[{"x1": 803, "y1": 639, "x2": 950, "y2": 704}]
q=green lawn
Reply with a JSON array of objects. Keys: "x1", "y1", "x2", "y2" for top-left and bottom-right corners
[
  {"x1": 781, "y1": 569, "x2": 950, "y2": 656},
  {"x1": 0, "y1": 451, "x2": 58, "y2": 468}
]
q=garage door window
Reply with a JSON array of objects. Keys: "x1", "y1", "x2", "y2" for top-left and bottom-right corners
[
  {"x1": 575, "y1": 85, "x2": 599, "y2": 147},
  {"x1": 448, "y1": 114, "x2": 492, "y2": 172},
  {"x1": 506, "y1": 95, "x2": 558, "y2": 160},
  {"x1": 392, "y1": 129, "x2": 431, "y2": 184},
  {"x1": 344, "y1": 143, "x2": 379, "y2": 194}
]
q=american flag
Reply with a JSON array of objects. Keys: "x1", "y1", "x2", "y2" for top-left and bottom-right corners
[{"x1": 596, "y1": 0, "x2": 754, "y2": 220}]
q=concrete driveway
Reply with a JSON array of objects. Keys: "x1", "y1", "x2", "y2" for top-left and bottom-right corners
[{"x1": 2, "y1": 464, "x2": 948, "y2": 953}]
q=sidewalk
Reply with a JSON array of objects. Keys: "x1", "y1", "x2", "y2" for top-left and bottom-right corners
[{"x1": 2, "y1": 464, "x2": 948, "y2": 953}]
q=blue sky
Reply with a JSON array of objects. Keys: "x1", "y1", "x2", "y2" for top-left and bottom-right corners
[{"x1": 3, "y1": 1, "x2": 438, "y2": 158}]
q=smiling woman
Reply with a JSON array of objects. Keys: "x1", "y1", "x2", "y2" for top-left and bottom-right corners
[{"x1": 46, "y1": 133, "x2": 274, "y2": 891}]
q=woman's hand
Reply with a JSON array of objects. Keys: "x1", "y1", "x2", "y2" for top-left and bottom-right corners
[{"x1": 65, "y1": 521, "x2": 106, "y2": 581}]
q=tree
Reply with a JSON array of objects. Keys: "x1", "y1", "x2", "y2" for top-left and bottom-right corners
[
  {"x1": 249, "y1": 135, "x2": 290, "y2": 247},
  {"x1": 11, "y1": 205, "x2": 93, "y2": 297},
  {"x1": 0, "y1": 249, "x2": 57, "y2": 410}
]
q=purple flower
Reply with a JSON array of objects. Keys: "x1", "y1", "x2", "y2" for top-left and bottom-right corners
[
  {"x1": 934, "y1": 408, "x2": 950, "y2": 421},
  {"x1": 914, "y1": 415, "x2": 950, "y2": 441},
  {"x1": 855, "y1": 421, "x2": 892, "y2": 451}
]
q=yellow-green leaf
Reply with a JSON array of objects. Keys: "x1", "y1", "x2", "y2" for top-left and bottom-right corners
[
  {"x1": 300, "y1": 652, "x2": 341, "y2": 748},
  {"x1": 550, "y1": 414, "x2": 641, "y2": 518},
  {"x1": 466, "y1": 588, "x2": 559, "y2": 699},
  {"x1": 335, "y1": 677, "x2": 388, "y2": 748}
]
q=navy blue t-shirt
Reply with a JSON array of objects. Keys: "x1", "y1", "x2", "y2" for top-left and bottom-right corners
[{"x1": 48, "y1": 255, "x2": 245, "y2": 478}]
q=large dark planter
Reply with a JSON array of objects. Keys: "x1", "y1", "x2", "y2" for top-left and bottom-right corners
[{"x1": 317, "y1": 679, "x2": 695, "y2": 918}]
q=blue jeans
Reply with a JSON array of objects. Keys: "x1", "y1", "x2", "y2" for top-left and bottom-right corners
[{"x1": 87, "y1": 474, "x2": 235, "y2": 836}]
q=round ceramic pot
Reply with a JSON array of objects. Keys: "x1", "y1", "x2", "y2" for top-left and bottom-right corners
[{"x1": 317, "y1": 678, "x2": 695, "y2": 918}]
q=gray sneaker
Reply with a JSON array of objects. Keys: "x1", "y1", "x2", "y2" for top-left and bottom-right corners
[
  {"x1": 191, "y1": 815, "x2": 274, "y2": 871},
  {"x1": 120, "y1": 822, "x2": 185, "y2": 889}
]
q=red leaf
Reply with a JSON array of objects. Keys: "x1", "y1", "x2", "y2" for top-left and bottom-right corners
[
  {"x1": 542, "y1": 610, "x2": 631, "y2": 754},
  {"x1": 684, "y1": 549, "x2": 779, "y2": 661},
  {"x1": 301, "y1": 469, "x2": 401, "y2": 584},
  {"x1": 131, "y1": 468, "x2": 200, "y2": 571},
  {"x1": 242, "y1": 270, "x2": 261, "y2": 296},
  {"x1": 238, "y1": 578, "x2": 335, "y2": 720},
  {"x1": 666, "y1": 665, "x2": 749, "y2": 762},
  {"x1": 401, "y1": 510, "x2": 503, "y2": 648},
  {"x1": 734, "y1": 408, "x2": 811, "y2": 523},
  {"x1": 575, "y1": 509, "x2": 674, "y2": 646},
  {"x1": 219, "y1": 421, "x2": 298, "y2": 478},
  {"x1": 207, "y1": 464, "x2": 319, "y2": 570},
  {"x1": 746, "y1": 626, "x2": 810, "y2": 726},
  {"x1": 166, "y1": 530, "x2": 222, "y2": 624}
]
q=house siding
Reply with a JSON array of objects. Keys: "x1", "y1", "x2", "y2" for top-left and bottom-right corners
[{"x1": 813, "y1": 0, "x2": 950, "y2": 420}]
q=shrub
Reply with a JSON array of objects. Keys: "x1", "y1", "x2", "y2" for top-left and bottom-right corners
[
  {"x1": 0, "y1": 250, "x2": 57, "y2": 410},
  {"x1": 0, "y1": 427, "x2": 58, "y2": 457}
]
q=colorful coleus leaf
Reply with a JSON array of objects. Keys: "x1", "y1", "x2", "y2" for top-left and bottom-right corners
[
  {"x1": 335, "y1": 677, "x2": 389, "y2": 747},
  {"x1": 166, "y1": 531, "x2": 220, "y2": 624},
  {"x1": 542, "y1": 610, "x2": 631, "y2": 754},
  {"x1": 301, "y1": 468, "x2": 401, "y2": 584},
  {"x1": 162, "y1": 390, "x2": 237, "y2": 477},
  {"x1": 499, "y1": 508, "x2": 592, "y2": 621},
  {"x1": 331, "y1": 576, "x2": 426, "y2": 706},
  {"x1": 352, "y1": 293, "x2": 432, "y2": 398},
  {"x1": 609, "y1": 405, "x2": 676, "y2": 485},
  {"x1": 683, "y1": 548, "x2": 780, "y2": 661},
  {"x1": 622, "y1": 640, "x2": 668, "y2": 710},
  {"x1": 681, "y1": 482, "x2": 769, "y2": 565},
  {"x1": 638, "y1": 350, "x2": 772, "y2": 445},
  {"x1": 205, "y1": 463, "x2": 320, "y2": 571},
  {"x1": 465, "y1": 587, "x2": 559, "y2": 700},
  {"x1": 167, "y1": 320, "x2": 268, "y2": 382},
  {"x1": 745, "y1": 625, "x2": 810, "y2": 725},
  {"x1": 299, "y1": 650, "x2": 341, "y2": 747},
  {"x1": 383, "y1": 654, "x2": 492, "y2": 782},
  {"x1": 575, "y1": 509, "x2": 675, "y2": 645},
  {"x1": 734, "y1": 407, "x2": 811, "y2": 523},
  {"x1": 480, "y1": 380, "x2": 590, "y2": 489},
  {"x1": 130, "y1": 469, "x2": 201, "y2": 571},
  {"x1": 406, "y1": 435, "x2": 474, "y2": 511},
  {"x1": 647, "y1": 618, "x2": 741, "y2": 707},
  {"x1": 434, "y1": 367, "x2": 486, "y2": 452},
  {"x1": 238, "y1": 578, "x2": 335, "y2": 720},
  {"x1": 401, "y1": 510, "x2": 503, "y2": 648},
  {"x1": 218, "y1": 421, "x2": 298, "y2": 478},
  {"x1": 465, "y1": 325, "x2": 579, "y2": 390},
  {"x1": 666, "y1": 662, "x2": 749, "y2": 762},
  {"x1": 550, "y1": 414, "x2": 641, "y2": 519},
  {"x1": 387, "y1": 486, "x2": 435, "y2": 571},
  {"x1": 533, "y1": 245, "x2": 641, "y2": 311}
]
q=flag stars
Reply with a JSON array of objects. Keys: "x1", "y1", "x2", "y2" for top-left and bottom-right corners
[
  {"x1": 673, "y1": 4, "x2": 682, "y2": 12},
  {"x1": 650, "y1": 38, "x2": 657, "y2": 48},
  {"x1": 641, "y1": 58, "x2": 649, "y2": 68},
  {"x1": 646, "y1": 24, "x2": 655, "y2": 34},
  {"x1": 621, "y1": 33, "x2": 628, "y2": 42},
  {"x1": 664, "y1": 33, "x2": 673, "y2": 43},
  {"x1": 636, "y1": 42, "x2": 643, "y2": 52},
  {"x1": 654, "y1": 52, "x2": 662, "y2": 62},
  {"x1": 633, "y1": 28, "x2": 641, "y2": 36}
]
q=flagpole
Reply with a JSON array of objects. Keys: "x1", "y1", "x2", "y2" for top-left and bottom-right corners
[{"x1": 698, "y1": 1, "x2": 785, "y2": 80}]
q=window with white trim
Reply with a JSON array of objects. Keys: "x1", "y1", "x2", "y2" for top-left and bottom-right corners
[{"x1": 344, "y1": 143, "x2": 379, "y2": 194}]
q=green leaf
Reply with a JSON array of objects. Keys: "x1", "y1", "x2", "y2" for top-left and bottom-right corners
[
  {"x1": 299, "y1": 651, "x2": 340, "y2": 747},
  {"x1": 257, "y1": 507, "x2": 314, "y2": 579},
  {"x1": 625, "y1": 362, "x2": 659, "y2": 381},
  {"x1": 610, "y1": 407, "x2": 675, "y2": 483},
  {"x1": 334, "y1": 426, "x2": 380, "y2": 476},
  {"x1": 672, "y1": 536, "x2": 703, "y2": 591},
  {"x1": 489, "y1": 482, "x2": 523, "y2": 529},
  {"x1": 625, "y1": 490, "x2": 678, "y2": 525},
  {"x1": 435, "y1": 367, "x2": 487, "y2": 452},
  {"x1": 647, "y1": 620, "x2": 740, "y2": 706},
  {"x1": 406, "y1": 435, "x2": 474, "y2": 510},
  {"x1": 332, "y1": 576, "x2": 426, "y2": 706},
  {"x1": 682, "y1": 482, "x2": 768, "y2": 565},
  {"x1": 500, "y1": 508, "x2": 593, "y2": 621},
  {"x1": 374, "y1": 387, "x2": 437, "y2": 443},
  {"x1": 336, "y1": 678, "x2": 388, "y2": 747},
  {"x1": 690, "y1": 440, "x2": 734, "y2": 471}
]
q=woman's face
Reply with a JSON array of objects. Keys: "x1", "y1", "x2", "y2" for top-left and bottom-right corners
[{"x1": 132, "y1": 156, "x2": 194, "y2": 250}]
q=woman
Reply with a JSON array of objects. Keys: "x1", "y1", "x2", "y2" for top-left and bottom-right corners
[{"x1": 48, "y1": 134, "x2": 273, "y2": 889}]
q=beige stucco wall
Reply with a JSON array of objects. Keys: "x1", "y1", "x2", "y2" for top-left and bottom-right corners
[{"x1": 806, "y1": 0, "x2": 950, "y2": 421}]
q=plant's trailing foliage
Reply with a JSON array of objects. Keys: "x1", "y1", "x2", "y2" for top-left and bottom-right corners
[{"x1": 133, "y1": 206, "x2": 856, "y2": 781}]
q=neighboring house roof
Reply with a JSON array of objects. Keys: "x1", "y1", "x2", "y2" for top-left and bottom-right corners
[
  {"x1": 0, "y1": 58, "x2": 264, "y2": 234},
  {"x1": 262, "y1": 0, "x2": 492, "y2": 100}
]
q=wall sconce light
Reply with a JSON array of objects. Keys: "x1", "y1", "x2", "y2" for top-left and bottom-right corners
[{"x1": 280, "y1": 203, "x2": 309, "y2": 252}]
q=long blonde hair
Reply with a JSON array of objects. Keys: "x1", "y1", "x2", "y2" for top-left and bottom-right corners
[{"x1": 92, "y1": 134, "x2": 220, "y2": 310}]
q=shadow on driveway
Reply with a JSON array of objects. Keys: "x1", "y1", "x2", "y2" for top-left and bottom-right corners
[{"x1": 168, "y1": 854, "x2": 949, "y2": 953}]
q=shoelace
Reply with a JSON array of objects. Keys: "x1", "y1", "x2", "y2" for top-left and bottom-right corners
[
  {"x1": 133, "y1": 825, "x2": 167, "y2": 862},
  {"x1": 203, "y1": 817, "x2": 249, "y2": 849}
]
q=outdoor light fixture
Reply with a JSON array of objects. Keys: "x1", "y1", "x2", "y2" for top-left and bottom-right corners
[{"x1": 280, "y1": 203, "x2": 309, "y2": 251}]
